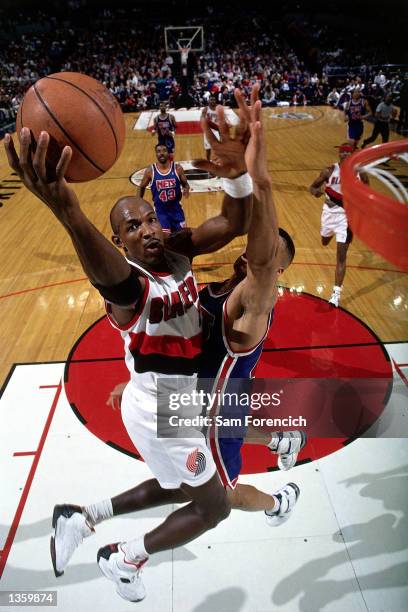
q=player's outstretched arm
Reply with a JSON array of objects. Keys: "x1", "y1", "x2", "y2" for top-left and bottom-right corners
[
  {"x1": 223, "y1": 85, "x2": 282, "y2": 350},
  {"x1": 4, "y1": 129, "x2": 131, "y2": 287},
  {"x1": 167, "y1": 103, "x2": 253, "y2": 258}
]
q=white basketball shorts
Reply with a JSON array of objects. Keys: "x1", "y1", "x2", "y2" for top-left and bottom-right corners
[
  {"x1": 121, "y1": 382, "x2": 216, "y2": 489},
  {"x1": 320, "y1": 203, "x2": 349, "y2": 243}
]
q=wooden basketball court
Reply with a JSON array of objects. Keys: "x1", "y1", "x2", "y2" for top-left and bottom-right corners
[{"x1": 0, "y1": 105, "x2": 406, "y2": 385}]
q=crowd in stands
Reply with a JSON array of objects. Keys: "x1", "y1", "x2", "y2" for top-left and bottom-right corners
[{"x1": 1, "y1": 2, "x2": 407, "y2": 134}]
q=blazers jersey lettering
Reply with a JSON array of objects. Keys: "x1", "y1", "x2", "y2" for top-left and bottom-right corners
[
  {"x1": 106, "y1": 250, "x2": 202, "y2": 401},
  {"x1": 324, "y1": 163, "x2": 343, "y2": 207},
  {"x1": 198, "y1": 282, "x2": 273, "y2": 488}
]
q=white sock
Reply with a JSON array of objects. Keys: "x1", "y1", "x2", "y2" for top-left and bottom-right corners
[
  {"x1": 83, "y1": 499, "x2": 113, "y2": 526},
  {"x1": 265, "y1": 494, "x2": 280, "y2": 516},
  {"x1": 122, "y1": 536, "x2": 149, "y2": 561},
  {"x1": 333, "y1": 285, "x2": 342, "y2": 293}
]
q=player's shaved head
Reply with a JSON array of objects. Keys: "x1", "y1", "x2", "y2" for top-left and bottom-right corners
[
  {"x1": 110, "y1": 196, "x2": 153, "y2": 233},
  {"x1": 278, "y1": 228, "x2": 295, "y2": 269}
]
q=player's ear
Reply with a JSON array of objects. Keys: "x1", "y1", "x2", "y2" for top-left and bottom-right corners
[{"x1": 112, "y1": 234, "x2": 127, "y2": 252}]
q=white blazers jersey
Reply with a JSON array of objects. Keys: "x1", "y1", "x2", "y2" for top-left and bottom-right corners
[
  {"x1": 106, "y1": 250, "x2": 202, "y2": 400},
  {"x1": 324, "y1": 163, "x2": 343, "y2": 207},
  {"x1": 206, "y1": 108, "x2": 218, "y2": 125},
  {"x1": 203, "y1": 107, "x2": 220, "y2": 149}
]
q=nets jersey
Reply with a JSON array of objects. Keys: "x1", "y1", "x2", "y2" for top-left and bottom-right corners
[
  {"x1": 198, "y1": 282, "x2": 273, "y2": 487},
  {"x1": 150, "y1": 162, "x2": 182, "y2": 207},
  {"x1": 156, "y1": 113, "x2": 174, "y2": 137},
  {"x1": 106, "y1": 251, "x2": 202, "y2": 401},
  {"x1": 347, "y1": 98, "x2": 364, "y2": 122}
]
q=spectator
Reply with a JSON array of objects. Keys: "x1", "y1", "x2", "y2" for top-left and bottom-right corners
[{"x1": 327, "y1": 88, "x2": 340, "y2": 106}]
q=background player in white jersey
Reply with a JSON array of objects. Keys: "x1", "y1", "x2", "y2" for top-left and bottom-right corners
[
  {"x1": 201, "y1": 95, "x2": 220, "y2": 160},
  {"x1": 4, "y1": 111, "x2": 252, "y2": 603},
  {"x1": 138, "y1": 144, "x2": 190, "y2": 233},
  {"x1": 309, "y1": 143, "x2": 368, "y2": 307}
]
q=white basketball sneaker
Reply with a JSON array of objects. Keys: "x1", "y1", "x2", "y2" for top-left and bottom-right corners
[
  {"x1": 265, "y1": 482, "x2": 300, "y2": 526},
  {"x1": 97, "y1": 542, "x2": 147, "y2": 602},
  {"x1": 328, "y1": 285, "x2": 342, "y2": 307},
  {"x1": 268, "y1": 431, "x2": 307, "y2": 470},
  {"x1": 50, "y1": 504, "x2": 94, "y2": 577}
]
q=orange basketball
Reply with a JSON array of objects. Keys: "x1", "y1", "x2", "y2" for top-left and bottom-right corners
[{"x1": 16, "y1": 72, "x2": 126, "y2": 182}]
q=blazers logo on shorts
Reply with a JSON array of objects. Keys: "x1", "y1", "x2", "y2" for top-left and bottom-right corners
[{"x1": 186, "y1": 448, "x2": 206, "y2": 476}]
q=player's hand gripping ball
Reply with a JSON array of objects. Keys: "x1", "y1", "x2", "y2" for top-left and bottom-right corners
[{"x1": 16, "y1": 72, "x2": 126, "y2": 182}]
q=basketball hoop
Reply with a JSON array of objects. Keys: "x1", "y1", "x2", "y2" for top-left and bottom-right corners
[{"x1": 341, "y1": 139, "x2": 408, "y2": 271}]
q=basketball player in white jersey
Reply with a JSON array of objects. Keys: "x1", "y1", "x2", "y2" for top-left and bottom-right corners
[
  {"x1": 4, "y1": 101, "x2": 254, "y2": 603},
  {"x1": 309, "y1": 143, "x2": 368, "y2": 306},
  {"x1": 201, "y1": 95, "x2": 220, "y2": 160}
]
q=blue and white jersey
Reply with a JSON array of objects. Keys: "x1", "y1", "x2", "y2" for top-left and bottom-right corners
[
  {"x1": 198, "y1": 282, "x2": 273, "y2": 488},
  {"x1": 347, "y1": 98, "x2": 365, "y2": 122},
  {"x1": 199, "y1": 283, "x2": 272, "y2": 380},
  {"x1": 155, "y1": 113, "x2": 174, "y2": 138},
  {"x1": 150, "y1": 162, "x2": 182, "y2": 208}
]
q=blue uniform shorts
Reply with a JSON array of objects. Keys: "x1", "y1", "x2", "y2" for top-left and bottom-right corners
[
  {"x1": 154, "y1": 202, "x2": 185, "y2": 233},
  {"x1": 348, "y1": 120, "x2": 364, "y2": 141}
]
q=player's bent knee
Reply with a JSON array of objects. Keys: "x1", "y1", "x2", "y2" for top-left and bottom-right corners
[{"x1": 199, "y1": 496, "x2": 231, "y2": 529}]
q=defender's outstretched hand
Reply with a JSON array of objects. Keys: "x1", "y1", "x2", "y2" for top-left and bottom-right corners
[
  {"x1": 234, "y1": 83, "x2": 270, "y2": 187},
  {"x1": 193, "y1": 83, "x2": 269, "y2": 185},
  {"x1": 4, "y1": 128, "x2": 81, "y2": 224},
  {"x1": 193, "y1": 101, "x2": 249, "y2": 178}
]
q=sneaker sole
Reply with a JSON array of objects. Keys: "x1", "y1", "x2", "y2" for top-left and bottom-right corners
[
  {"x1": 97, "y1": 547, "x2": 146, "y2": 603},
  {"x1": 50, "y1": 536, "x2": 64, "y2": 578},
  {"x1": 50, "y1": 504, "x2": 85, "y2": 578}
]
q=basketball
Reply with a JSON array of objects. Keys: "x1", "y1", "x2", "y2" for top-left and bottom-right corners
[{"x1": 16, "y1": 72, "x2": 126, "y2": 182}]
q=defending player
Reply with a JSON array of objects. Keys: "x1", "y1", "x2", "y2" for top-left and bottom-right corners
[
  {"x1": 138, "y1": 144, "x2": 190, "y2": 233},
  {"x1": 309, "y1": 143, "x2": 369, "y2": 307},
  {"x1": 196, "y1": 85, "x2": 304, "y2": 517},
  {"x1": 152, "y1": 101, "x2": 177, "y2": 158},
  {"x1": 201, "y1": 95, "x2": 220, "y2": 160},
  {"x1": 344, "y1": 89, "x2": 370, "y2": 148}
]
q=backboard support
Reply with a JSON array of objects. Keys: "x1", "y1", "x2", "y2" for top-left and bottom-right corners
[{"x1": 164, "y1": 26, "x2": 204, "y2": 53}]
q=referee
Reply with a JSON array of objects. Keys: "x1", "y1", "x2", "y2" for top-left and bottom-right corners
[{"x1": 362, "y1": 94, "x2": 398, "y2": 147}]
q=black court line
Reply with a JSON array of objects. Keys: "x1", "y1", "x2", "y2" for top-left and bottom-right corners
[
  {"x1": 0, "y1": 364, "x2": 17, "y2": 400},
  {"x1": 68, "y1": 356, "x2": 123, "y2": 364},
  {"x1": 106, "y1": 441, "x2": 141, "y2": 460}
]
